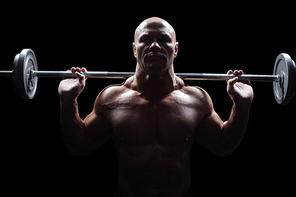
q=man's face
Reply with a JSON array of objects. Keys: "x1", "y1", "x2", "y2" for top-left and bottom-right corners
[{"x1": 133, "y1": 19, "x2": 178, "y2": 74}]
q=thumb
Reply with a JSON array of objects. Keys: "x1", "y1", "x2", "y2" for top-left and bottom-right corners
[
  {"x1": 227, "y1": 77, "x2": 238, "y2": 88},
  {"x1": 75, "y1": 72, "x2": 86, "y2": 82},
  {"x1": 75, "y1": 72, "x2": 86, "y2": 89}
]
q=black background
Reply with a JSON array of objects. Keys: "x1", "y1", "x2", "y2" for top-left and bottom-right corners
[{"x1": 1, "y1": 2, "x2": 295, "y2": 196}]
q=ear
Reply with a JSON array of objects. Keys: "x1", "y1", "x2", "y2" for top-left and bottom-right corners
[
  {"x1": 174, "y1": 42, "x2": 179, "y2": 58},
  {"x1": 132, "y1": 42, "x2": 137, "y2": 58}
]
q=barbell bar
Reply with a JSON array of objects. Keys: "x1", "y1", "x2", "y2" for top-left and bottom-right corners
[
  {"x1": 31, "y1": 71, "x2": 278, "y2": 82},
  {"x1": 0, "y1": 67, "x2": 279, "y2": 81},
  {"x1": 1, "y1": 49, "x2": 296, "y2": 104}
]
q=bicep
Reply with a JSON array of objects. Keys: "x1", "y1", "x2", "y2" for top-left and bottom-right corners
[
  {"x1": 192, "y1": 86, "x2": 229, "y2": 155},
  {"x1": 84, "y1": 110, "x2": 112, "y2": 149},
  {"x1": 193, "y1": 86, "x2": 223, "y2": 148},
  {"x1": 195, "y1": 110, "x2": 224, "y2": 155}
]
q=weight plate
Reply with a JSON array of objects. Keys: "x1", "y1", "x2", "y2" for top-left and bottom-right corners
[
  {"x1": 273, "y1": 53, "x2": 296, "y2": 105},
  {"x1": 13, "y1": 49, "x2": 38, "y2": 99}
]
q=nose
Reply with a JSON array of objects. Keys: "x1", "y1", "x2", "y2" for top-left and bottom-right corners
[{"x1": 149, "y1": 41, "x2": 161, "y2": 52}]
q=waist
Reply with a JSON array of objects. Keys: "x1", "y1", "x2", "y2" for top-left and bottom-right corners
[
  {"x1": 114, "y1": 190, "x2": 193, "y2": 197},
  {"x1": 118, "y1": 164, "x2": 191, "y2": 193}
]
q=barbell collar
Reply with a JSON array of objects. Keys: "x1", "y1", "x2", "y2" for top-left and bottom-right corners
[{"x1": 31, "y1": 70, "x2": 278, "y2": 82}]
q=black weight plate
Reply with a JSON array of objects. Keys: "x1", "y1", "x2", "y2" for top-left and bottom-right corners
[
  {"x1": 273, "y1": 53, "x2": 296, "y2": 105},
  {"x1": 13, "y1": 49, "x2": 38, "y2": 99}
]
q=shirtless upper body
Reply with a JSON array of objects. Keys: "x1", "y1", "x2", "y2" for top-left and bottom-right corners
[{"x1": 58, "y1": 17, "x2": 253, "y2": 197}]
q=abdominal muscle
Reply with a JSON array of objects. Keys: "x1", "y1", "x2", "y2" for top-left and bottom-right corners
[{"x1": 114, "y1": 137, "x2": 193, "y2": 196}]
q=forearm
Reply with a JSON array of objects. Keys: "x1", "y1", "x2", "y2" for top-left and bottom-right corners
[
  {"x1": 59, "y1": 96, "x2": 88, "y2": 155},
  {"x1": 221, "y1": 102, "x2": 251, "y2": 155}
]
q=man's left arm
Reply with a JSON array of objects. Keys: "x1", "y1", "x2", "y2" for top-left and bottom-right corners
[{"x1": 195, "y1": 70, "x2": 254, "y2": 157}]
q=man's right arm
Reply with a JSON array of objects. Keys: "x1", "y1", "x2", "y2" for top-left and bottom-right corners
[
  {"x1": 59, "y1": 97, "x2": 111, "y2": 156},
  {"x1": 58, "y1": 68, "x2": 111, "y2": 156}
]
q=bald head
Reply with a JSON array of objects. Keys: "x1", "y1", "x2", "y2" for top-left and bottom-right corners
[
  {"x1": 134, "y1": 17, "x2": 176, "y2": 43},
  {"x1": 132, "y1": 17, "x2": 179, "y2": 73}
]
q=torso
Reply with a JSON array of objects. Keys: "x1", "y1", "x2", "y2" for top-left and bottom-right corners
[{"x1": 99, "y1": 76, "x2": 208, "y2": 196}]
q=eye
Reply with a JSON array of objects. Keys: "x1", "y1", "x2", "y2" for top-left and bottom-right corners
[
  {"x1": 139, "y1": 36, "x2": 151, "y2": 43},
  {"x1": 158, "y1": 36, "x2": 172, "y2": 43},
  {"x1": 159, "y1": 38, "x2": 169, "y2": 42}
]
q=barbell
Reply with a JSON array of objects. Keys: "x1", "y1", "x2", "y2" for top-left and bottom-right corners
[{"x1": 1, "y1": 49, "x2": 296, "y2": 104}]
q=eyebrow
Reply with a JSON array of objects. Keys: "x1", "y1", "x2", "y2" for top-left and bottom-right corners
[{"x1": 139, "y1": 32, "x2": 172, "y2": 40}]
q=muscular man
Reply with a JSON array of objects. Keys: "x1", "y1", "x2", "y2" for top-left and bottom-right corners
[{"x1": 58, "y1": 17, "x2": 253, "y2": 196}]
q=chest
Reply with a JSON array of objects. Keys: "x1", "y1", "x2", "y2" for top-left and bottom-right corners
[{"x1": 104, "y1": 91, "x2": 204, "y2": 146}]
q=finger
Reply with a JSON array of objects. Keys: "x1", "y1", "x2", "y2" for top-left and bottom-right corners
[
  {"x1": 81, "y1": 67, "x2": 87, "y2": 72},
  {"x1": 81, "y1": 67, "x2": 88, "y2": 80},
  {"x1": 78, "y1": 67, "x2": 84, "y2": 72},
  {"x1": 235, "y1": 70, "x2": 250, "y2": 84},
  {"x1": 226, "y1": 70, "x2": 234, "y2": 82}
]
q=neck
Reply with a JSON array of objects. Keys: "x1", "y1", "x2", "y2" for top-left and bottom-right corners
[{"x1": 132, "y1": 63, "x2": 177, "y2": 101}]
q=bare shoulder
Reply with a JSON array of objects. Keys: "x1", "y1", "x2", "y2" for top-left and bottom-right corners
[
  {"x1": 180, "y1": 84, "x2": 213, "y2": 112},
  {"x1": 95, "y1": 85, "x2": 126, "y2": 106},
  {"x1": 94, "y1": 76, "x2": 135, "y2": 108},
  {"x1": 175, "y1": 76, "x2": 208, "y2": 99}
]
